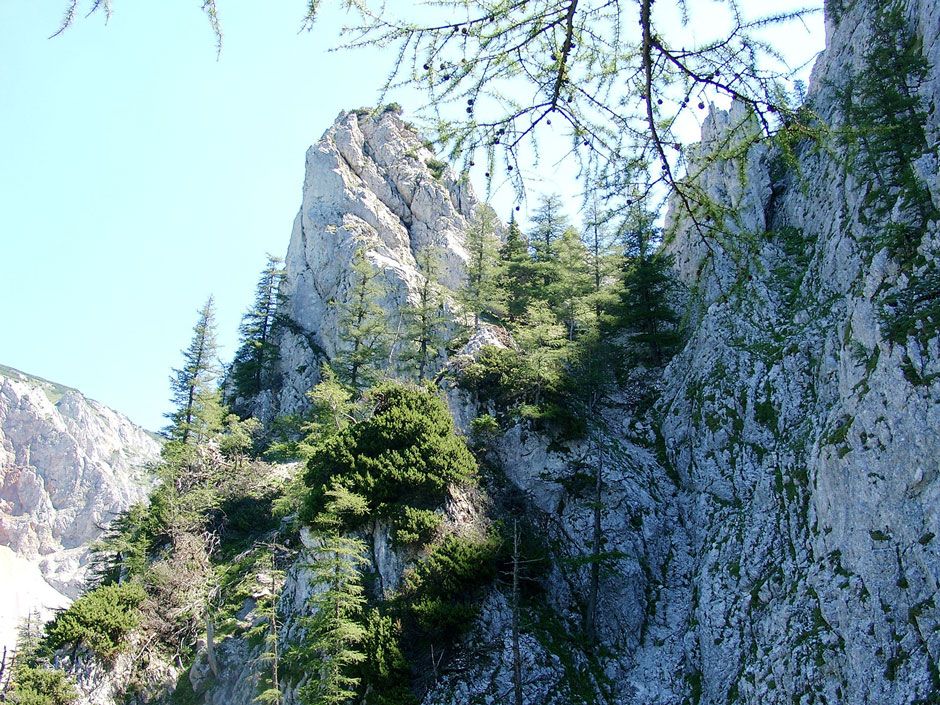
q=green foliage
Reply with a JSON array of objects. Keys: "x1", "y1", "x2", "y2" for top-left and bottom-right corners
[
  {"x1": 5, "y1": 613, "x2": 77, "y2": 705},
  {"x1": 395, "y1": 533, "x2": 502, "y2": 642},
  {"x1": 165, "y1": 296, "x2": 225, "y2": 445},
  {"x1": 401, "y1": 248, "x2": 449, "y2": 381},
  {"x1": 604, "y1": 204, "x2": 682, "y2": 367},
  {"x1": 44, "y1": 582, "x2": 145, "y2": 660},
  {"x1": 303, "y1": 383, "x2": 476, "y2": 542},
  {"x1": 250, "y1": 549, "x2": 286, "y2": 705},
  {"x1": 469, "y1": 413, "x2": 500, "y2": 445},
  {"x1": 547, "y1": 227, "x2": 595, "y2": 338},
  {"x1": 5, "y1": 665, "x2": 78, "y2": 705},
  {"x1": 498, "y1": 216, "x2": 538, "y2": 321},
  {"x1": 229, "y1": 254, "x2": 286, "y2": 409},
  {"x1": 305, "y1": 364, "x2": 358, "y2": 437},
  {"x1": 882, "y1": 264, "x2": 940, "y2": 346},
  {"x1": 841, "y1": 1, "x2": 936, "y2": 263},
  {"x1": 514, "y1": 302, "x2": 569, "y2": 405},
  {"x1": 295, "y1": 532, "x2": 369, "y2": 705},
  {"x1": 390, "y1": 506, "x2": 442, "y2": 546},
  {"x1": 839, "y1": 1, "x2": 939, "y2": 342},
  {"x1": 91, "y1": 500, "x2": 162, "y2": 583},
  {"x1": 528, "y1": 193, "x2": 570, "y2": 270},
  {"x1": 614, "y1": 251, "x2": 682, "y2": 366},
  {"x1": 424, "y1": 158, "x2": 446, "y2": 179},
  {"x1": 333, "y1": 248, "x2": 393, "y2": 389},
  {"x1": 457, "y1": 345, "x2": 530, "y2": 409},
  {"x1": 218, "y1": 414, "x2": 263, "y2": 459},
  {"x1": 460, "y1": 206, "x2": 505, "y2": 328},
  {"x1": 264, "y1": 413, "x2": 312, "y2": 462},
  {"x1": 356, "y1": 611, "x2": 417, "y2": 705}
]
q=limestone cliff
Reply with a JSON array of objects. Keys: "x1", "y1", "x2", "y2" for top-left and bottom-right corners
[
  {"x1": 45, "y1": 0, "x2": 940, "y2": 701},
  {"x1": 645, "y1": 0, "x2": 940, "y2": 700},
  {"x1": 271, "y1": 106, "x2": 481, "y2": 418},
  {"x1": 0, "y1": 366, "x2": 160, "y2": 657}
]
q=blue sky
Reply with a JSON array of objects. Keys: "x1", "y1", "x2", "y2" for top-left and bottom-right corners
[
  {"x1": 0, "y1": 1, "x2": 823, "y2": 431},
  {"x1": 1, "y1": 1, "x2": 401, "y2": 430}
]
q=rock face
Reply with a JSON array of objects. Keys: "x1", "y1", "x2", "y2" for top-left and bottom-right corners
[
  {"x1": 642, "y1": 0, "x2": 940, "y2": 702},
  {"x1": 273, "y1": 107, "x2": 482, "y2": 417},
  {"x1": 0, "y1": 366, "x2": 160, "y2": 656},
  {"x1": 193, "y1": 0, "x2": 939, "y2": 699},
  {"x1": 50, "y1": 0, "x2": 940, "y2": 701},
  {"x1": 418, "y1": 0, "x2": 940, "y2": 701}
]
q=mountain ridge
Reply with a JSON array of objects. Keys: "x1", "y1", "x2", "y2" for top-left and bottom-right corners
[{"x1": 0, "y1": 366, "x2": 161, "y2": 660}]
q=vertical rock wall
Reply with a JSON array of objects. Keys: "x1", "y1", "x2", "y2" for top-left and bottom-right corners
[
  {"x1": 655, "y1": 0, "x2": 940, "y2": 701},
  {"x1": 273, "y1": 108, "x2": 482, "y2": 417}
]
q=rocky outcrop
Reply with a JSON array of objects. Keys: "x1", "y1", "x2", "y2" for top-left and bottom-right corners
[
  {"x1": 0, "y1": 366, "x2": 160, "y2": 656},
  {"x1": 34, "y1": 0, "x2": 940, "y2": 700},
  {"x1": 418, "y1": 0, "x2": 940, "y2": 702},
  {"x1": 647, "y1": 0, "x2": 940, "y2": 701},
  {"x1": 273, "y1": 107, "x2": 482, "y2": 417}
]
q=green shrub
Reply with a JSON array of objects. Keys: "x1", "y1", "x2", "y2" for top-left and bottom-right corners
[
  {"x1": 396, "y1": 533, "x2": 501, "y2": 641},
  {"x1": 7, "y1": 665, "x2": 77, "y2": 705},
  {"x1": 517, "y1": 401, "x2": 586, "y2": 440},
  {"x1": 91, "y1": 501, "x2": 161, "y2": 583},
  {"x1": 424, "y1": 158, "x2": 446, "y2": 180},
  {"x1": 469, "y1": 414, "x2": 500, "y2": 446},
  {"x1": 458, "y1": 346, "x2": 530, "y2": 409},
  {"x1": 44, "y1": 582, "x2": 145, "y2": 660},
  {"x1": 356, "y1": 611, "x2": 417, "y2": 705},
  {"x1": 303, "y1": 383, "x2": 476, "y2": 543},
  {"x1": 391, "y1": 506, "x2": 442, "y2": 546}
]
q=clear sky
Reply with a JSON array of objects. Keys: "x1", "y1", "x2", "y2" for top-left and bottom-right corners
[{"x1": 0, "y1": 0, "x2": 823, "y2": 432}]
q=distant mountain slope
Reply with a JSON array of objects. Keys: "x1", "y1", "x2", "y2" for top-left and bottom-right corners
[{"x1": 0, "y1": 365, "x2": 161, "y2": 657}]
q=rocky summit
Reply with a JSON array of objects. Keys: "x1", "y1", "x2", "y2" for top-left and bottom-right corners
[{"x1": 268, "y1": 106, "x2": 482, "y2": 420}]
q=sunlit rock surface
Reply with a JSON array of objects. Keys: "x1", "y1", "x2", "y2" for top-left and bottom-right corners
[{"x1": 0, "y1": 366, "x2": 159, "y2": 657}]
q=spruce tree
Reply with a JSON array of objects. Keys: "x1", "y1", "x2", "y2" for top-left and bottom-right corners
[
  {"x1": 548, "y1": 227, "x2": 594, "y2": 339},
  {"x1": 616, "y1": 209, "x2": 681, "y2": 366},
  {"x1": 459, "y1": 206, "x2": 503, "y2": 329},
  {"x1": 582, "y1": 195, "x2": 621, "y2": 319},
  {"x1": 529, "y1": 194, "x2": 569, "y2": 285},
  {"x1": 230, "y1": 254, "x2": 285, "y2": 406},
  {"x1": 514, "y1": 302, "x2": 568, "y2": 406},
  {"x1": 498, "y1": 215, "x2": 536, "y2": 321},
  {"x1": 166, "y1": 296, "x2": 225, "y2": 445},
  {"x1": 402, "y1": 248, "x2": 448, "y2": 381},
  {"x1": 333, "y1": 249, "x2": 392, "y2": 390}
]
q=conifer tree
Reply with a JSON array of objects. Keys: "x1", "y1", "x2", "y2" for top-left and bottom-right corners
[
  {"x1": 166, "y1": 296, "x2": 225, "y2": 445},
  {"x1": 515, "y1": 302, "x2": 568, "y2": 406},
  {"x1": 548, "y1": 227, "x2": 594, "y2": 339},
  {"x1": 498, "y1": 215, "x2": 536, "y2": 321},
  {"x1": 616, "y1": 209, "x2": 681, "y2": 366},
  {"x1": 230, "y1": 254, "x2": 286, "y2": 406},
  {"x1": 459, "y1": 206, "x2": 503, "y2": 329},
  {"x1": 582, "y1": 195, "x2": 621, "y2": 318},
  {"x1": 358, "y1": 610, "x2": 415, "y2": 705},
  {"x1": 4, "y1": 611, "x2": 77, "y2": 705},
  {"x1": 333, "y1": 249, "x2": 392, "y2": 390},
  {"x1": 297, "y1": 532, "x2": 368, "y2": 705},
  {"x1": 402, "y1": 248, "x2": 448, "y2": 381},
  {"x1": 253, "y1": 548, "x2": 286, "y2": 705},
  {"x1": 306, "y1": 365, "x2": 357, "y2": 436},
  {"x1": 528, "y1": 194, "x2": 570, "y2": 294}
]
